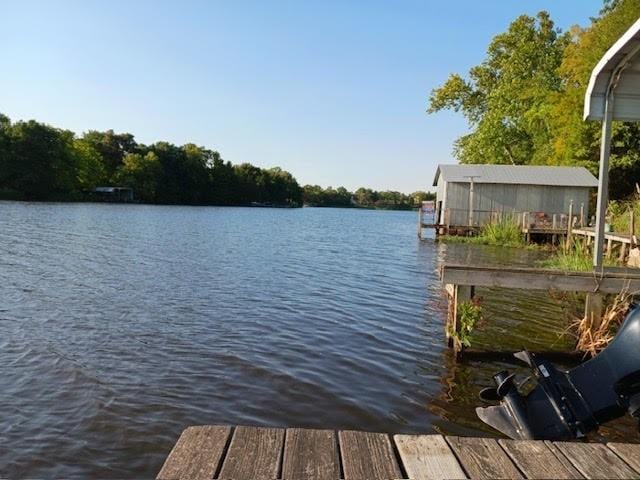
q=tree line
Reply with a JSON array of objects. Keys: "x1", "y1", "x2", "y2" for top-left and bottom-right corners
[
  {"x1": 0, "y1": 113, "x2": 303, "y2": 206},
  {"x1": 428, "y1": 0, "x2": 640, "y2": 200},
  {"x1": 0, "y1": 113, "x2": 433, "y2": 208},
  {"x1": 302, "y1": 185, "x2": 433, "y2": 209}
]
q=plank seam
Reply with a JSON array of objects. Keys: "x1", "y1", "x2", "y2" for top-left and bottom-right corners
[
  {"x1": 605, "y1": 443, "x2": 640, "y2": 476},
  {"x1": 389, "y1": 433, "x2": 409, "y2": 479},
  {"x1": 335, "y1": 429, "x2": 345, "y2": 480},
  {"x1": 277, "y1": 427, "x2": 286, "y2": 480},
  {"x1": 551, "y1": 441, "x2": 592, "y2": 479},
  {"x1": 495, "y1": 439, "x2": 529, "y2": 480},
  {"x1": 444, "y1": 436, "x2": 472, "y2": 479},
  {"x1": 213, "y1": 425, "x2": 234, "y2": 480}
]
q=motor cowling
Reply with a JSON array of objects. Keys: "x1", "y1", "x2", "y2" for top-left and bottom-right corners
[{"x1": 476, "y1": 305, "x2": 640, "y2": 440}]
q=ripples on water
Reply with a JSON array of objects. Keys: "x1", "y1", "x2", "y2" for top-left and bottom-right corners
[{"x1": 0, "y1": 202, "x2": 637, "y2": 478}]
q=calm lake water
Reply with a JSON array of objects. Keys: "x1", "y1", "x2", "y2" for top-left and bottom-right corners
[{"x1": 1, "y1": 202, "x2": 637, "y2": 478}]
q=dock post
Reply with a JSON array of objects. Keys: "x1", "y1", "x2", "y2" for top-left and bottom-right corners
[
  {"x1": 566, "y1": 202, "x2": 574, "y2": 251},
  {"x1": 584, "y1": 293, "x2": 604, "y2": 335},
  {"x1": 580, "y1": 203, "x2": 585, "y2": 227},
  {"x1": 417, "y1": 207, "x2": 422, "y2": 240}
]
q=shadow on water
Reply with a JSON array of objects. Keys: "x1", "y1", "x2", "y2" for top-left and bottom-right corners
[{"x1": 0, "y1": 203, "x2": 637, "y2": 478}]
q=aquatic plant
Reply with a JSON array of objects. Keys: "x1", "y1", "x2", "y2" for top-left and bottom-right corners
[
  {"x1": 442, "y1": 216, "x2": 527, "y2": 248},
  {"x1": 451, "y1": 299, "x2": 484, "y2": 348},
  {"x1": 479, "y1": 216, "x2": 526, "y2": 247}
]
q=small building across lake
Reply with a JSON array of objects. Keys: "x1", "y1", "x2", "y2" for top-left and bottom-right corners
[
  {"x1": 91, "y1": 186, "x2": 134, "y2": 203},
  {"x1": 433, "y1": 164, "x2": 598, "y2": 232}
]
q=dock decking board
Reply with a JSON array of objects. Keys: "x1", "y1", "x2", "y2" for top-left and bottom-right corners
[
  {"x1": 156, "y1": 425, "x2": 231, "y2": 480},
  {"x1": 394, "y1": 434, "x2": 466, "y2": 480},
  {"x1": 499, "y1": 439, "x2": 582, "y2": 479},
  {"x1": 554, "y1": 442, "x2": 640, "y2": 479},
  {"x1": 157, "y1": 425, "x2": 640, "y2": 480},
  {"x1": 282, "y1": 428, "x2": 340, "y2": 480},
  {"x1": 607, "y1": 442, "x2": 640, "y2": 474},
  {"x1": 446, "y1": 436, "x2": 523, "y2": 480},
  {"x1": 338, "y1": 430, "x2": 402, "y2": 479},
  {"x1": 218, "y1": 426, "x2": 285, "y2": 480}
]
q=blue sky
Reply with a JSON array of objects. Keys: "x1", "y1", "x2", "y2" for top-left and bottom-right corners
[{"x1": 1, "y1": 1, "x2": 604, "y2": 193}]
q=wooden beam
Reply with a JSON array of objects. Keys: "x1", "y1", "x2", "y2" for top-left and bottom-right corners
[{"x1": 441, "y1": 264, "x2": 640, "y2": 294}]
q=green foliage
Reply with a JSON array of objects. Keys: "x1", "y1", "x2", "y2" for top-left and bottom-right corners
[
  {"x1": 0, "y1": 113, "x2": 302, "y2": 206},
  {"x1": 452, "y1": 300, "x2": 483, "y2": 348},
  {"x1": 302, "y1": 185, "x2": 433, "y2": 209},
  {"x1": 428, "y1": 0, "x2": 640, "y2": 199},
  {"x1": 608, "y1": 197, "x2": 640, "y2": 234},
  {"x1": 443, "y1": 217, "x2": 526, "y2": 247},
  {"x1": 478, "y1": 217, "x2": 526, "y2": 247},
  {"x1": 539, "y1": 238, "x2": 617, "y2": 271},
  {"x1": 429, "y1": 12, "x2": 569, "y2": 166}
]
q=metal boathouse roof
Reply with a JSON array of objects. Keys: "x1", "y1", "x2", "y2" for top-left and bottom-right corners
[
  {"x1": 432, "y1": 164, "x2": 598, "y2": 188},
  {"x1": 584, "y1": 18, "x2": 640, "y2": 121}
]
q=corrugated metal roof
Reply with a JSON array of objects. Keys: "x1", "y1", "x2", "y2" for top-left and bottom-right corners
[
  {"x1": 433, "y1": 164, "x2": 598, "y2": 187},
  {"x1": 584, "y1": 18, "x2": 640, "y2": 121}
]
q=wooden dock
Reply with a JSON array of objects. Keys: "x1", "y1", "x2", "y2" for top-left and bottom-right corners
[
  {"x1": 157, "y1": 425, "x2": 640, "y2": 479},
  {"x1": 440, "y1": 264, "x2": 640, "y2": 357}
]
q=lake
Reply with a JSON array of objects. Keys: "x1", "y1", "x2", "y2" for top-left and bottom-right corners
[{"x1": 0, "y1": 202, "x2": 637, "y2": 478}]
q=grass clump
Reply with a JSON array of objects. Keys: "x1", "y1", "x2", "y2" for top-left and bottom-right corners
[
  {"x1": 575, "y1": 290, "x2": 632, "y2": 356},
  {"x1": 539, "y1": 238, "x2": 617, "y2": 271},
  {"x1": 608, "y1": 198, "x2": 640, "y2": 235},
  {"x1": 442, "y1": 216, "x2": 527, "y2": 248},
  {"x1": 479, "y1": 217, "x2": 526, "y2": 247}
]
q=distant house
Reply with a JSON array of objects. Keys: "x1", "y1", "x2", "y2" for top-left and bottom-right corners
[
  {"x1": 91, "y1": 186, "x2": 134, "y2": 203},
  {"x1": 433, "y1": 164, "x2": 598, "y2": 228}
]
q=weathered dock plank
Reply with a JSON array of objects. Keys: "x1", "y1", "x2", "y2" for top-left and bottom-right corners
[
  {"x1": 218, "y1": 426, "x2": 284, "y2": 480},
  {"x1": 156, "y1": 425, "x2": 231, "y2": 480},
  {"x1": 441, "y1": 264, "x2": 640, "y2": 294},
  {"x1": 157, "y1": 425, "x2": 640, "y2": 480},
  {"x1": 553, "y1": 441, "x2": 639, "y2": 479},
  {"x1": 607, "y1": 442, "x2": 640, "y2": 475},
  {"x1": 282, "y1": 428, "x2": 340, "y2": 480},
  {"x1": 338, "y1": 430, "x2": 401, "y2": 479},
  {"x1": 394, "y1": 434, "x2": 466, "y2": 480},
  {"x1": 446, "y1": 436, "x2": 523, "y2": 479},
  {"x1": 499, "y1": 439, "x2": 582, "y2": 479}
]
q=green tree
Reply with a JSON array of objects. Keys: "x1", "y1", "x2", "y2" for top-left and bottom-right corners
[
  {"x1": 549, "y1": 0, "x2": 640, "y2": 198},
  {"x1": 115, "y1": 151, "x2": 161, "y2": 201},
  {"x1": 3, "y1": 120, "x2": 77, "y2": 199},
  {"x1": 428, "y1": 12, "x2": 569, "y2": 166},
  {"x1": 82, "y1": 129, "x2": 136, "y2": 180}
]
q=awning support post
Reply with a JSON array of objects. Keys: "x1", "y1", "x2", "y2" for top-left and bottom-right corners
[{"x1": 593, "y1": 85, "x2": 614, "y2": 269}]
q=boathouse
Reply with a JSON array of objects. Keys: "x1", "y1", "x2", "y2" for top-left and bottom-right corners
[
  {"x1": 433, "y1": 164, "x2": 598, "y2": 230},
  {"x1": 91, "y1": 186, "x2": 134, "y2": 202}
]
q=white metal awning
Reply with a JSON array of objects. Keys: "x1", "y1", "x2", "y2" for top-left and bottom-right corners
[{"x1": 584, "y1": 18, "x2": 640, "y2": 121}]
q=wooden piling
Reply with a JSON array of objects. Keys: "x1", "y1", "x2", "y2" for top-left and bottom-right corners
[{"x1": 584, "y1": 293, "x2": 604, "y2": 331}]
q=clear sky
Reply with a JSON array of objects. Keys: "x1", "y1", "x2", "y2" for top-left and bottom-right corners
[{"x1": 1, "y1": 0, "x2": 604, "y2": 193}]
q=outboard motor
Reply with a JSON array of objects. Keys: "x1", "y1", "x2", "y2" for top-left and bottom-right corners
[{"x1": 477, "y1": 304, "x2": 640, "y2": 440}]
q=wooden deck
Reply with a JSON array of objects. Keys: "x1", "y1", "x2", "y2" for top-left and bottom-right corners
[{"x1": 157, "y1": 425, "x2": 640, "y2": 479}]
